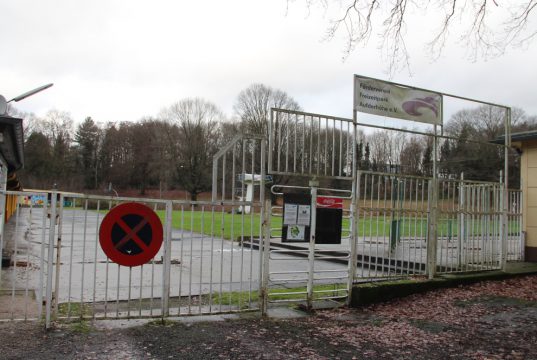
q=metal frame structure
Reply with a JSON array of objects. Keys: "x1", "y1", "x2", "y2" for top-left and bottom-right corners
[
  {"x1": 352, "y1": 74, "x2": 513, "y2": 277},
  {"x1": 0, "y1": 76, "x2": 522, "y2": 327},
  {"x1": 266, "y1": 107, "x2": 359, "y2": 309}
]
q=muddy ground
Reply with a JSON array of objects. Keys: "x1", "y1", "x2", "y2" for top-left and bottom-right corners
[{"x1": 0, "y1": 275, "x2": 536, "y2": 360}]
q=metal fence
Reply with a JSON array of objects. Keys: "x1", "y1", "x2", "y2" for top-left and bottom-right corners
[
  {"x1": 355, "y1": 171, "x2": 524, "y2": 278},
  {"x1": 355, "y1": 171, "x2": 429, "y2": 279},
  {"x1": 0, "y1": 192, "x2": 265, "y2": 326},
  {"x1": 269, "y1": 108, "x2": 355, "y2": 180},
  {"x1": 0, "y1": 190, "x2": 54, "y2": 322},
  {"x1": 436, "y1": 179, "x2": 503, "y2": 273},
  {"x1": 507, "y1": 189, "x2": 524, "y2": 261},
  {"x1": 0, "y1": 134, "x2": 268, "y2": 327},
  {"x1": 0, "y1": 127, "x2": 525, "y2": 326}
]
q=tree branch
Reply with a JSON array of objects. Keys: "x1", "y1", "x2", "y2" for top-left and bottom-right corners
[{"x1": 294, "y1": 0, "x2": 537, "y2": 74}]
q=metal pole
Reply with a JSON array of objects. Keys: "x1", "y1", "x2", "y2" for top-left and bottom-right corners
[
  {"x1": 268, "y1": 110, "x2": 274, "y2": 175},
  {"x1": 260, "y1": 198, "x2": 271, "y2": 316},
  {"x1": 212, "y1": 158, "x2": 218, "y2": 202},
  {"x1": 53, "y1": 194, "x2": 64, "y2": 315},
  {"x1": 161, "y1": 201, "x2": 173, "y2": 317},
  {"x1": 458, "y1": 173, "x2": 465, "y2": 269},
  {"x1": 500, "y1": 171, "x2": 505, "y2": 269},
  {"x1": 45, "y1": 192, "x2": 57, "y2": 329},
  {"x1": 258, "y1": 139, "x2": 266, "y2": 303},
  {"x1": 347, "y1": 110, "x2": 358, "y2": 306},
  {"x1": 0, "y1": 161, "x2": 7, "y2": 287},
  {"x1": 307, "y1": 180, "x2": 318, "y2": 310},
  {"x1": 426, "y1": 126, "x2": 438, "y2": 279},
  {"x1": 501, "y1": 108, "x2": 511, "y2": 270}
]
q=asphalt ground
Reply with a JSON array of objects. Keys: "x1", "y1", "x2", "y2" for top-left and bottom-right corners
[{"x1": 1, "y1": 274, "x2": 536, "y2": 360}]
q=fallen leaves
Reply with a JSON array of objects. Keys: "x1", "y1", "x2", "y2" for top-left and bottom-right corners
[{"x1": 308, "y1": 275, "x2": 537, "y2": 359}]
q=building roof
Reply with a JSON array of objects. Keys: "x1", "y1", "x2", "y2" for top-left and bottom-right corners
[
  {"x1": 0, "y1": 115, "x2": 24, "y2": 172},
  {"x1": 493, "y1": 130, "x2": 537, "y2": 145}
]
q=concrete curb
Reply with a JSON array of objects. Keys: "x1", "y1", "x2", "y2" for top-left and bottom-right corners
[{"x1": 350, "y1": 267, "x2": 537, "y2": 307}]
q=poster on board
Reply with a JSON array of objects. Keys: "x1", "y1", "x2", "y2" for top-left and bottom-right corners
[{"x1": 282, "y1": 193, "x2": 311, "y2": 243}]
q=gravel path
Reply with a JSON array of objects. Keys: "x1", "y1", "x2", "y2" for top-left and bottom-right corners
[{"x1": 1, "y1": 275, "x2": 536, "y2": 359}]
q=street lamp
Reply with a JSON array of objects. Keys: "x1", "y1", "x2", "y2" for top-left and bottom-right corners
[{"x1": 0, "y1": 83, "x2": 54, "y2": 115}]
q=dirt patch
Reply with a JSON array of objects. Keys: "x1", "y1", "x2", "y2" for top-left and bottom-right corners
[{"x1": 0, "y1": 275, "x2": 536, "y2": 359}]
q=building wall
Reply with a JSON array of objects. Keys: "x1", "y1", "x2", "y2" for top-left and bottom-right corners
[
  {"x1": 521, "y1": 140, "x2": 537, "y2": 261},
  {"x1": 4, "y1": 194, "x2": 17, "y2": 222}
]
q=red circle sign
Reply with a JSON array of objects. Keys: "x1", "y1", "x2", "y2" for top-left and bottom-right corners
[{"x1": 99, "y1": 202, "x2": 163, "y2": 267}]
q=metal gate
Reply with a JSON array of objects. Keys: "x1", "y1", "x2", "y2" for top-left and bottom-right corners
[
  {"x1": 355, "y1": 171, "x2": 429, "y2": 279},
  {"x1": 0, "y1": 135, "x2": 267, "y2": 327},
  {"x1": 436, "y1": 179, "x2": 503, "y2": 273},
  {"x1": 355, "y1": 171, "x2": 524, "y2": 278},
  {"x1": 261, "y1": 185, "x2": 352, "y2": 310},
  {"x1": 264, "y1": 108, "x2": 357, "y2": 310},
  {"x1": 436, "y1": 179, "x2": 524, "y2": 272}
]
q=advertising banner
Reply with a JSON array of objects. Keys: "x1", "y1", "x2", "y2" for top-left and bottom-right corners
[
  {"x1": 317, "y1": 196, "x2": 343, "y2": 209},
  {"x1": 354, "y1": 76, "x2": 442, "y2": 125}
]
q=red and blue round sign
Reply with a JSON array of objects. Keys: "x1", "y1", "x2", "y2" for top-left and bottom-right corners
[{"x1": 99, "y1": 202, "x2": 163, "y2": 267}]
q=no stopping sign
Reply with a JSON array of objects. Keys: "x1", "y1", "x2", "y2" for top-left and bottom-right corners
[{"x1": 99, "y1": 202, "x2": 163, "y2": 267}]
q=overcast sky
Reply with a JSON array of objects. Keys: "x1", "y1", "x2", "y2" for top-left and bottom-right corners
[{"x1": 1, "y1": 0, "x2": 536, "y2": 126}]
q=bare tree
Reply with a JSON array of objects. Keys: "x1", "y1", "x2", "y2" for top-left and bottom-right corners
[
  {"x1": 399, "y1": 136, "x2": 424, "y2": 175},
  {"x1": 43, "y1": 109, "x2": 76, "y2": 187},
  {"x1": 368, "y1": 129, "x2": 407, "y2": 172},
  {"x1": 368, "y1": 131, "x2": 391, "y2": 171},
  {"x1": 161, "y1": 98, "x2": 224, "y2": 201},
  {"x1": 291, "y1": 1, "x2": 537, "y2": 73},
  {"x1": 440, "y1": 105, "x2": 536, "y2": 184},
  {"x1": 234, "y1": 83, "x2": 301, "y2": 139},
  {"x1": 445, "y1": 105, "x2": 528, "y2": 141},
  {"x1": 147, "y1": 119, "x2": 180, "y2": 196}
]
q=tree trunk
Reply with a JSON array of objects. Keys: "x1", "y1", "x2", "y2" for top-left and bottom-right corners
[{"x1": 190, "y1": 192, "x2": 198, "y2": 202}]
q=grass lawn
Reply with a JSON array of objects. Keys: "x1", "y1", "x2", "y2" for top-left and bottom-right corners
[
  {"x1": 153, "y1": 210, "x2": 520, "y2": 241},
  {"x1": 212, "y1": 283, "x2": 348, "y2": 309},
  {"x1": 156, "y1": 209, "x2": 277, "y2": 240}
]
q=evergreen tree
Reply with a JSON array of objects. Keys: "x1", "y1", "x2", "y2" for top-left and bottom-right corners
[{"x1": 74, "y1": 117, "x2": 102, "y2": 189}]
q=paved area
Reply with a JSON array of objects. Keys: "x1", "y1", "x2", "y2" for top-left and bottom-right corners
[{"x1": 0, "y1": 275, "x2": 536, "y2": 359}]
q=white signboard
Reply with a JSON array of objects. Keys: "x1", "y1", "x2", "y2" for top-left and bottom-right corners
[
  {"x1": 297, "y1": 205, "x2": 311, "y2": 226},
  {"x1": 354, "y1": 77, "x2": 442, "y2": 125},
  {"x1": 283, "y1": 204, "x2": 298, "y2": 225}
]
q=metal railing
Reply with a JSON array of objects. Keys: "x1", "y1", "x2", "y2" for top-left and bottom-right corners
[
  {"x1": 269, "y1": 108, "x2": 355, "y2": 180},
  {"x1": 355, "y1": 171, "x2": 429, "y2": 279},
  {"x1": 0, "y1": 191, "x2": 266, "y2": 328}
]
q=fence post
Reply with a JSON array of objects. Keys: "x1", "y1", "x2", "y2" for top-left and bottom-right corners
[
  {"x1": 307, "y1": 180, "x2": 318, "y2": 311},
  {"x1": 458, "y1": 173, "x2": 465, "y2": 270},
  {"x1": 53, "y1": 194, "x2": 64, "y2": 315},
  {"x1": 260, "y1": 199, "x2": 271, "y2": 316},
  {"x1": 426, "y1": 179, "x2": 438, "y2": 279},
  {"x1": 161, "y1": 201, "x2": 173, "y2": 318},
  {"x1": 426, "y1": 124, "x2": 440, "y2": 278},
  {"x1": 502, "y1": 107, "x2": 511, "y2": 269},
  {"x1": 347, "y1": 171, "x2": 360, "y2": 306},
  {"x1": 0, "y1": 162, "x2": 7, "y2": 285},
  {"x1": 45, "y1": 191, "x2": 57, "y2": 329},
  {"x1": 500, "y1": 172, "x2": 508, "y2": 270}
]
